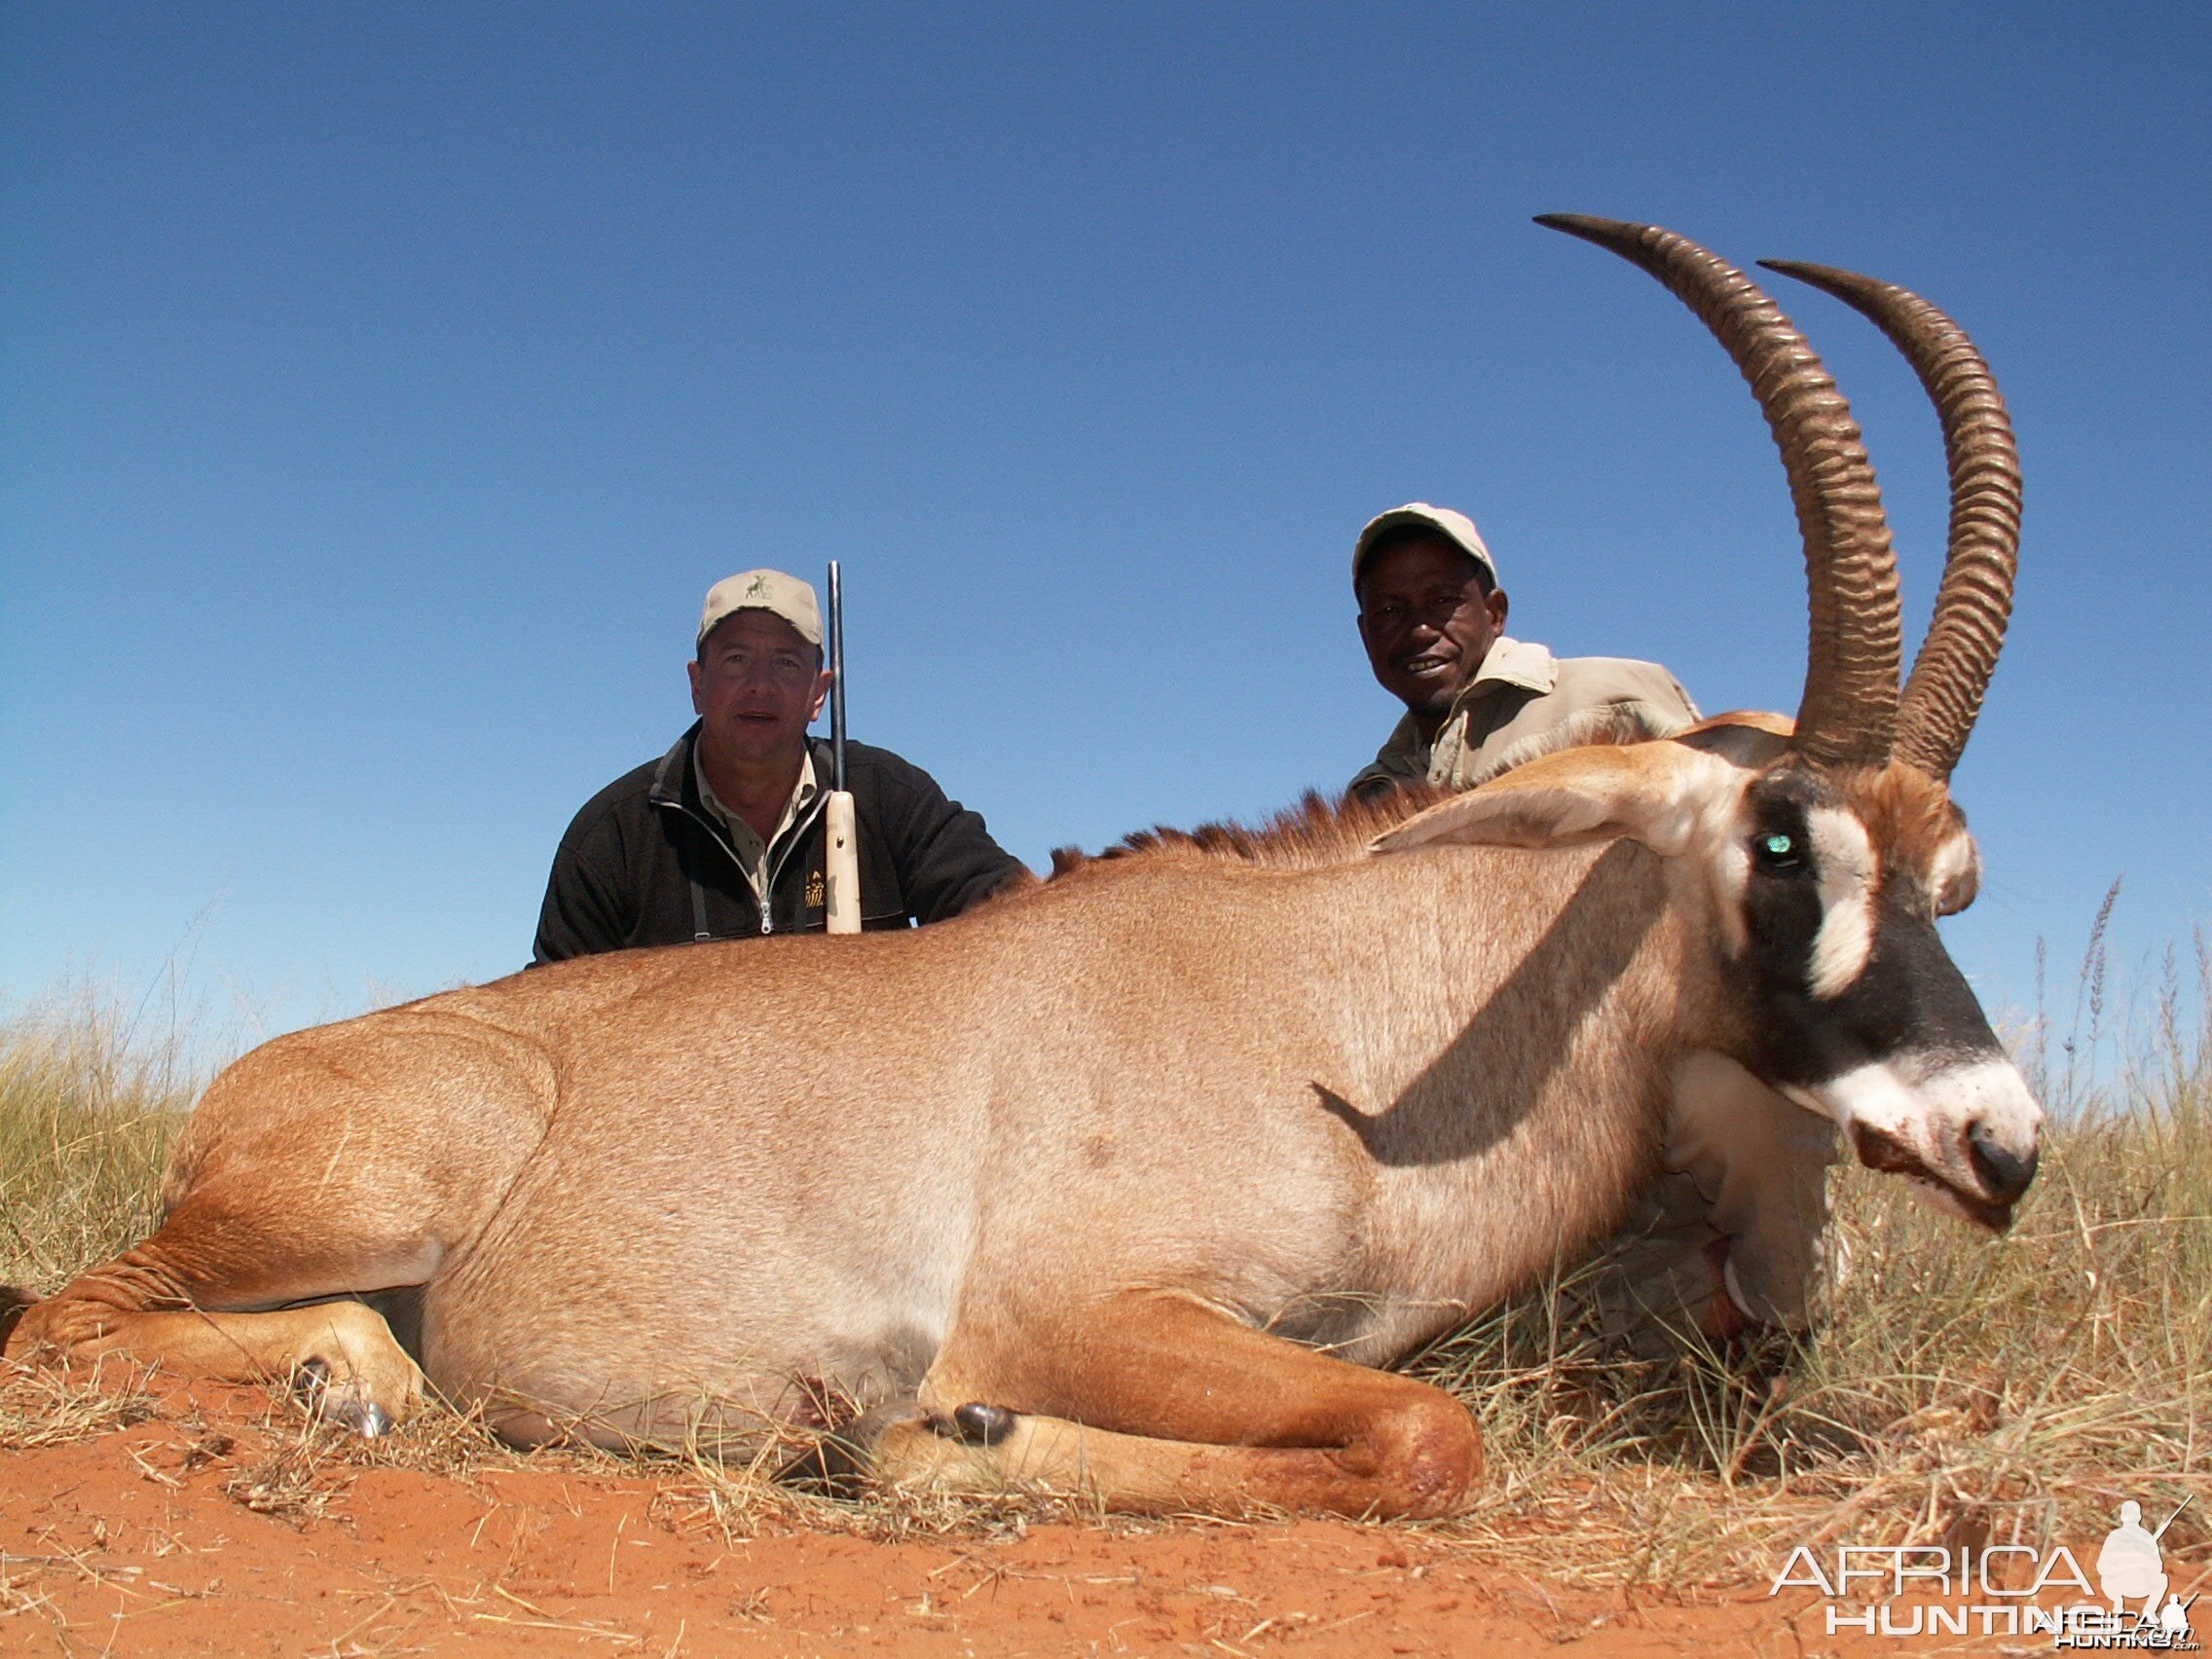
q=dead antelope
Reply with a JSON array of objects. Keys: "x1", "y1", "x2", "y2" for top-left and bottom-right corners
[{"x1": 3, "y1": 216, "x2": 2034, "y2": 1519}]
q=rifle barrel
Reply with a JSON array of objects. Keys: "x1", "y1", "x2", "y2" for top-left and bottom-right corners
[
  {"x1": 2153, "y1": 1493, "x2": 2194, "y2": 1539},
  {"x1": 827, "y1": 560, "x2": 847, "y2": 793}
]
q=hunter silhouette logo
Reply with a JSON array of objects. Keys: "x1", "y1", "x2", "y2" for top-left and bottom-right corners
[
  {"x1": 2163, "y1": 1596, "x2": 2200, "y2": 1645},
  {"x1": 2094, "y1": 1498, "x2": 2197, "y2": 1649},
  {"x1": 2099, "y1": 1500, "x2": 2176, "y2": 1616}
]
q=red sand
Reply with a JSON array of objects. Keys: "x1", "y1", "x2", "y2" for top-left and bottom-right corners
[{"x1": 0, "y1": 1376, "x2": 1937, "y2": 1656}]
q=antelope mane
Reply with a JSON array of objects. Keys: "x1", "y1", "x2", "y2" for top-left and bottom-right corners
[{"x1": 1047, "y1": 785, "x2": 1451, "y2": 879}]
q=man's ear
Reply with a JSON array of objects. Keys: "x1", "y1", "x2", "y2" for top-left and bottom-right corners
[
  {"x1": 1370, "y1": 741, "x2": 1746, "y2": 861},
  {"x1": 807, "y1": 667, "x2": 833, "y2": 723}
]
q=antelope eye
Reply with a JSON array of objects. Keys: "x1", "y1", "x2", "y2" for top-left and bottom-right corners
[{"x1": 1752, "y1": 831, "x2": 1804, "y2": 870}]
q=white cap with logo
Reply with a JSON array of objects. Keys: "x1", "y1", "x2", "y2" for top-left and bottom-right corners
[
  {"x1": 1352, "y1": 503, "x2": 1499, "y2": 591},
  {"x1": 697, "y1": 569, "x2": 824, "y2": 648}
]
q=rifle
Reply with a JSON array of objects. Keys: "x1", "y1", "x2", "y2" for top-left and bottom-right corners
[{"x1": 823, "y1": 561, "x2": 860, "y2": 935}]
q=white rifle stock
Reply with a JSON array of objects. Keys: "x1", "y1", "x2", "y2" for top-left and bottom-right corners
[{"x1": 824, "y1": 561, "x2": 860, "y2": 935}]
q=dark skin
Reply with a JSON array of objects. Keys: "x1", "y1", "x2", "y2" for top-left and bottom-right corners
[{"x1": 1355, "y1": 536, "x2": 1511, "y2": 743}]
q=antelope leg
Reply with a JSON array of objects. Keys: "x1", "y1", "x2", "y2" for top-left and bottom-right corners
[
  {"x1": 888, "y1": 1291, "x2": 1482, "y2": 1517},
  {"x1": 4, "y1": 1193, "x2": 429, "y2": 1434}
]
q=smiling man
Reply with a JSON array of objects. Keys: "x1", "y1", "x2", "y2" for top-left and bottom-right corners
[
  {"x1": 1349, "y1": 503, "x2": 1698, "y2": 797},
  {"x1": 534, "y1": 569, "x2": 1026, "y2": 961}
]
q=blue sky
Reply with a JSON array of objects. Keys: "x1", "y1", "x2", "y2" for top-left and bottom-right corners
[{"x1": 3, "y1": 4, "x2": 2206, "y2": 1054}]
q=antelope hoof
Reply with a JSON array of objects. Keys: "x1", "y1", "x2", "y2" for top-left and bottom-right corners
[
  {"x1": 285, "y1": 1304, "x2": 425, "y2": 1436},
  {"x1": 293, "y1": 1355, "x2": 395, "y2": 1437},
  {"x1": 309, "y1": 1384, "x2": 406, "y2": 1439},
  {"x1": 337, "y1": 1401, "x2": 394, "y2": 1439},
  {"x1": 946, "y1": 1401, "x2": 1019, "y2": 1447}
]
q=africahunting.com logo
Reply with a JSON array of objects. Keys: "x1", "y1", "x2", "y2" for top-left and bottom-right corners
[{"x1": 1771, "y1": 1497, "x2": 2197, "y2": 1647}]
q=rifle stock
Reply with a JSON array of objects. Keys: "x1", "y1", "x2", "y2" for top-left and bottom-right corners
[{"x1": 825, "y1": 561, "x2": 860, "y2": 935}]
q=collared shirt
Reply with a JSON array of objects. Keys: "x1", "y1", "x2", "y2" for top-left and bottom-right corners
[
  {"x1": 695, "y1": 749, "x2": 819, "y2": 906},
  {"x1": 1351, "y1": 636, "x2": 1701, "y2": 797}
]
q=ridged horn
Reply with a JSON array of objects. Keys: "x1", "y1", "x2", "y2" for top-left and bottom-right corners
[
  {"x1": 1535, "y1": 214, "x2": 1901, "y2": 767},
  {"x1": 1759, "y1": 260, "x2": 2020, "y2": 781}
]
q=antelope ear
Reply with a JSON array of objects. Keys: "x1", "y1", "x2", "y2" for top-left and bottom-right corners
[{"x1": 1370, "y1": 741, "x2": 1747, "y2": 860}]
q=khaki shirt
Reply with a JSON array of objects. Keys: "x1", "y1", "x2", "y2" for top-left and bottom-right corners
[
  {"x1": 1350, "y1": 637, "x2": 1700, "y2": 796},
  {"x1": 695, "y1": 750, "x2": 819, "y2": 905}
]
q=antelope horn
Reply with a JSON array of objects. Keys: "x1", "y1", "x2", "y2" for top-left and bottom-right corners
[
  {"x1": 1535, "y1": 214, "x2": 1902, "y2": 768},
  {"x1": 1759, "y1": 261, "x2": 2020, "y2": 781}
]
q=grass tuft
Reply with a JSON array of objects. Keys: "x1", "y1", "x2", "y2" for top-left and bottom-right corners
[{"x1": 0, "y1": 986, "x2": 197, "y2": 1294}]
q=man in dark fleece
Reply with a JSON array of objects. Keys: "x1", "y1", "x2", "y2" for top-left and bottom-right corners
[{"x1": 535, "y1": 568, "x2": 1026, "y2": 961}]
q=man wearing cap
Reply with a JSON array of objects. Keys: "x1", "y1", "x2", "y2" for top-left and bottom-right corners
[
  {"x1": 1347, "y1": 503, "x2": 1840, "y2": 1355},
  {"x1": 1349, "y1": 502, "x2": 1700, "y2": 797},
  {"x1": 533, "y1": 569, "x2": 1026, "y2": 961}
]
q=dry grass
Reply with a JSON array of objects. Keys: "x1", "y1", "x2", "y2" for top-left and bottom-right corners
[
  {"x1": 0, "y1": 986, "x2": 193, "y2": 1292},
  {"x1": 3, "y1": 935, "x2": 2207, "y2": 1588},
  {"x1": 0, "y1": 1355, "x2": 161, "y2": 1452}
]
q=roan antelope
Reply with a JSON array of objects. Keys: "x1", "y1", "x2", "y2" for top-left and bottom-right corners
[{"x1": 2, "y1": 216, "x2": 2035, "y2": 1518}]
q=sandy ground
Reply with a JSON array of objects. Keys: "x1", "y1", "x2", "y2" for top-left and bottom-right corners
[{"x1": 0, "y1": 1376, "x2": 1968, "y2": 1657}]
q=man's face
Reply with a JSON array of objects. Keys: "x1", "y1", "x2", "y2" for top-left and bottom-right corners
[
  {"x1": 1356, "y1": 537, "x2": 1510, "y2": 717},
  {"x1": 687, "y1": 609, "x2": 832, "y2": 769}
]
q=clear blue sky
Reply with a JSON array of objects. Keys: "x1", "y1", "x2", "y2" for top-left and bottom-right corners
[{"x1": 3, "y1": 4, "x2": 2206, "y2": 1053}]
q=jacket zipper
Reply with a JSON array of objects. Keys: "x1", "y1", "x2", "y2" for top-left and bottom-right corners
[
  {"x1": 760, "y1": 791, "x2": 830, "y2": 933},
  {"x1": 677, "y1": 789, "x2": 831, "y2": 939}
]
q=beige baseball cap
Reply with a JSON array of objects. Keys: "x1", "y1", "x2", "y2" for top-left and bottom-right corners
[
  {"x1": 697, "y1": 569, "x2": 824, "y2": 649},
  {"x1": 1352, "y1": 503, "x2": 1498, "y2": 592}
]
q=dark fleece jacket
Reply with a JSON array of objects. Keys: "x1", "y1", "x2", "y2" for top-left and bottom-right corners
[{"x1": 533, "y1": 725, "x2": 1027, "y2": 962}]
